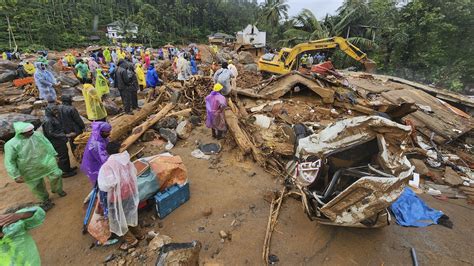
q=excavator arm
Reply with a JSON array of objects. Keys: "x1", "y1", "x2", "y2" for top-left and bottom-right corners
[{"x1": 284, "y1": 37, "x2": 376, "y2": 72}]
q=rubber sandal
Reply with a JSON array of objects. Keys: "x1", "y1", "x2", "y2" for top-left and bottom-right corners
[{"x1": 119, "y1": 239, "x2": 138, "y2": 251}]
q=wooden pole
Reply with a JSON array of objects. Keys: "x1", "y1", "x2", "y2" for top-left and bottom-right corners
[{"x1": 120, "y1": 103, "x2": 175, "y2": 151}]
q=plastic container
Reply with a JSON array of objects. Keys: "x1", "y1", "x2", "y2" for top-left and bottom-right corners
[{"x1": 154, "y1": 183, "x2": 190, "y2": 219}]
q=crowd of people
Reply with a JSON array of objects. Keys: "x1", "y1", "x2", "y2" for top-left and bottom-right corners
[{"x1": 1, "y1": 42, "x2": 242, "y2": 263}]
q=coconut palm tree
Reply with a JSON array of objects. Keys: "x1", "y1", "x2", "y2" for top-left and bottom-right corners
[
  {"x1": 260, "y1": 0, "x2": 289, "y2": 27},
  {"x1": 281, "y1": 8, "x2": 376, "y2": 50}
]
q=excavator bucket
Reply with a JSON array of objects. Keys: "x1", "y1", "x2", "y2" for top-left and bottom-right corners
[{"x1": 363, "y1": 59, "x2": 377, "y2": 73}]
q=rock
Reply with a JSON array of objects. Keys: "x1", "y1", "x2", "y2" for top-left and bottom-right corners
[
  {"x1": 118, "y1": 259, "x2": 126, "y2": 266},
  {"x1": 238, "y1": 51, "x2": 254, "y2": 64},
  {"x1": 156, "y1": 241, "x2": 202, "y2": 265},
  {"x1": 138, "y1": 99, "x2": 145, "y2": 107},
  {"x1": 410, "y1": 159, "x2": 430, "y2": 176},
  {"x1": 202, "y1": 208, "x2": 213, "y2": 217},
  {"x1": 147, "y1": 234, "x2": 172, "y2": 252},
  {"x1": 14, "y1": 104, "x2": 33, "y2": 114},
  {"x1": 219, "y1": 230, "x2": 228, "y2": 239},
  {"x1": 268, "y1": 254, "x2": 279, "y2": 264},
  {"x1": 128, "y1": 248, "x2": 136, "y2": 254},
  {"x1": 249, "y1": 204, "x2": 256, "y2": 210},
  {"x1": 0, "y1": 60, "x2": 17, "y2": 71},
  {"x1": 56, "y1": 74, "x2": 79, "y2": 87},
  {"x1": 0, "y1": 113, "x2": 42, "y2": 141},
  {"x1": 103, "y1": 254, "x2": 116, "y2": 263},
  {"x1": 103, "y1": 98, "x2": 121, "y2": 115},
  {"x1": 444, "y1": 166, "x2": 464, "y2": 186},
  {"x1": 243, "y1": 63, "x2": 258, "y2": 73},
  {"x1": 176, "y1": 120, "x2": 193, "y2": 139},
  {"x1": 198, "y1": 226, "x2": 205, "y2": 232},
  {"x1": 108, "y1": 87, "x2": 121, "y2": 98},
  {"x1": 154, "y1": 116, "x2": 178, "y2": 130},
  {"x1": 146, "y1": 230, "x2": 159, "y2": 240},
  {"x1": 131, "y1": 251, "x2": 138, "y2": 257},
  {"x1": 159, "y1": 128, "x2": 178, "y2": 145},
  {"x1": 141, "y1": 129, "x2": 156, "y2": 142},
  {"x1": 189, "y1": 115, "x2": 201, "y2": 126},
  {"x1": 0, "y1": 70, "x2": 17, "y2": 83}
]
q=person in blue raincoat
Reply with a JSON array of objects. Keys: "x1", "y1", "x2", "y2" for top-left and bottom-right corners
[
  {"x1": 145, "y1": 63, "x2": 161, "y2": 89},
  {"x1": 33, "y1": 62, "x2": 59, "y2": 102},
  {"x1": 0, "y1": 206, "x2": 46, "y2": 265},
  {"x1": 190, "y1": 56, "x2": 198, "y2": 75}
]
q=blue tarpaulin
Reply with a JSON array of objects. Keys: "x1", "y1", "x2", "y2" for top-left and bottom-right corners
[{"x1": 390, "y1": 187, "x2": 444, "y2": 227}]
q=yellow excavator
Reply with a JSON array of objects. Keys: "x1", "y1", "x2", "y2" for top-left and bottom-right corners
[{"x1": 258, "y1": 36, "x2": 376, "y2": 76}]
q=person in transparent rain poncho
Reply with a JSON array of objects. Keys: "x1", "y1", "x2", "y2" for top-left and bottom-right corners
[
  {"x1": 97, "y1": 142, "x2": 142, "y2": 251},
  {"x1": 205, "y1": 83, "x2": 228, "y2": 139}
]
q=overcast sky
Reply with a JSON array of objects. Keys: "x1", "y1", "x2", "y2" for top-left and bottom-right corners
[{"x1": 258, "y1": 0, "x2": 345, "y2": 18}]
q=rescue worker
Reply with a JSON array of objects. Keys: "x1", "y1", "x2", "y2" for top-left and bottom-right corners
[
  {"x1": 135, "y1": 63, "x2": 146, "y2": 90},
  {"x1": 95, "y1": 68, "x2": 110, "y2": 97},
  {"x1": 190, "y1": 56, "x2": 198, "y2": 75},
  {"x1": 143, "y1": 52, "x2": 151, "y2": 69},
  {"x1": 213, "y1": 62, "x2": 234, "y2": 96},
  {"x1": 103, "y1": 47, "x2": 112, "y2": 63},
  {"x1": 43, "y1": 105, "x2": 77, "y2": 177},
  {"x1": 82, "y1": 83, "x2": 107, "y2": 121},
  {"x1": 58, "y1": 94, "x2": 85, "y2": 152},
  {"x1": 98, "y1": 141, "x2": 141, "y2": 251},
  {"x1": 205, "y1": 83, "x2": 227, "y2": 139},
  {"x1": 116, "y1": 60, "x2": 138, "y2": 114},
  {"x1": 34, "y1": 62, "x2": 59, "y2": 103},
  {"x1": 301, "y1": 54, "x2": 309, "y2": 68},
  {"x1": 146, "y1": 63, "x2": 161, "y2": 89},
  {"x1": 23, "y1": 61, "x2": 36, "y2": 75},
  {"x1": 1, "y1": 52, "x2": 7, "y2": 60},
  {"x1": 75, "y1": 59, "x2": 90, "y2": 84},
  {"x1": 0, "y1": 206, "x2": 46, "y2": 265},
  {"x1": 81, "y1": 122, "x2": 111, "y2": 186},
  {"x1": 4, "y1": 122, "x2": 66, "y2": 211},
  {"x1": 228, "y1": 60, "x2": 238, "y2": 90}
]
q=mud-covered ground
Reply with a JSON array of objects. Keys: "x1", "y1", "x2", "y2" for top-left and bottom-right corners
[{"x1": 1, "y1": 125, "x2": 473, "y2": 265}]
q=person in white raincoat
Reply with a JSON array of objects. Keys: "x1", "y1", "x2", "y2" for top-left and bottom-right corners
[{"x1": 97, "y1": 142, "x2": 141, "y2": 250}]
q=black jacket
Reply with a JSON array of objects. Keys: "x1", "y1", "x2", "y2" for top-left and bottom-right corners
[
  {"x1": 43, "y1": 105, "x2": 67, "y2": 143},
  {"x1": 58, "y1": 103, "x2": 85, "y2": 134},
  {"x1": 116, "y1": 60, "x2": 132, "y2": 91}
]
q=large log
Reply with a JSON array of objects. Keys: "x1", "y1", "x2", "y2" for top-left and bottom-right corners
[
  {"x1": 120, "y1": 103, "x2": 175, "y2": 151},
  {"x1": 224, "y1": 108, "x2": 252, "y2": 155}
]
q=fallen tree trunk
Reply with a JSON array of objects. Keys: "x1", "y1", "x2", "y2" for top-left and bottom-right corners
[
  {"x1": 224, "y1": 108, "x2": 252, "y2": 155},
  {"x1": 73, "y1": 96, "x2": 163, "y2": 161},
  {"x1": 120, "y1": 103, "x2": 175, "y2": 151}
]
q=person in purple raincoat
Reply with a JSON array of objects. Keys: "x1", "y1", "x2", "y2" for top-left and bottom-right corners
[
  {"x1": 205, "y1": 83, "x2": 227, "y2": 139},
  {"x1": 80, "y1": 122, "x2": 112, "y2": 185}
]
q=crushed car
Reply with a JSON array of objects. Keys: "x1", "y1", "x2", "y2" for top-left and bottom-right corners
[{"x1": 287, "y1": 116, "x2": 415, "y2": 228}]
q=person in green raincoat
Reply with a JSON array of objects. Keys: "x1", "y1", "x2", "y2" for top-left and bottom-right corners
[
  {"x1": 95, "y1": 69, "x2": 110, "y2": 97},
  {"x1": 4, "y1": 122, "x2": 67, "y2": 211},
  {"x1": 103, "y1": 47, "x2": 111, "y2": 63},
  {"x1": 82, "y1": 83, "x2": 107, "y2": 121},
  {"x1": 0, "y1": 206, "x2": 45, "y2": 265}
]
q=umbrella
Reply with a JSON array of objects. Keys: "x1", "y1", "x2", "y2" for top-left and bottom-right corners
[{"x1": 163, "y1": 43, "x2": 174, "y2": 48}]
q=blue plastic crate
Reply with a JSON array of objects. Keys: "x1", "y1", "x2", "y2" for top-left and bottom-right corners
[{"x1": 154, "y1": 183, "x2": 190, "y2": 219}]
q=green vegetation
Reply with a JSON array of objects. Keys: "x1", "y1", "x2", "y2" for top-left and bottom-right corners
[{"x1": 0, "y1": 0, "x2": 472, "y2": 91}]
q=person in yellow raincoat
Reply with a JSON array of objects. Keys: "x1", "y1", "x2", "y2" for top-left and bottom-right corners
[
  {"x1": 23, "y1": 61, "x2": 36, "y2": 75},
  {"x1": 135, "y1": 63, "x2": 146, "y2": 90},
  {"x1": 95, "y1": 69, "x2": 110, "y2": 97},
  {"x1": 2, "y1": 52, "x2": 7, "y2": 60},
  {"x1": 82, "y1": 83, "x2": 107, "y2": 121},
  {"x1": 103, "y1": 47, "x2": 111, "y2": 63},
  {"x1": 117, "y1": 49, "x2": 125, "y2": 61},
  {"x1": 66, "y1": 53, "x2": 76, "y2": 66}
]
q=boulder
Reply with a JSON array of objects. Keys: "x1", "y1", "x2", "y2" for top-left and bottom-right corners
[
  {"x1": 0, "y1": 113, "x2": 42, "y2": 140},
  {"x1": 103, "y1": 99, "x2": 121, "y2": 115},
  {"x1": 108, "y1": 87, "x2": 121, "y2": 98},
  {"x1": 189, "y1": 115, "x2": 201, "y2": 127},
  {"x1": 238, "y1": 51, "x2": 254, "y2": 64},
  {"x1": 0, "y1": 70, "x2": 17, "y2": 83},
  {"x1": 0, "y1": 60, "x2": 17, "y2": 71},
  {"x1": 154, "y1": 116, "x2": 178, "y2": 130},
  {"x1": 243, "y1": 63, "x2": 258, "y2": 73},
  {"x1": 141, "y1": 129, "x2": 156, "y2": 142},
  {"x1": 155, "y1": 241, "x2": 202, "y2": 266},
  {"x1": 147, "y1": 234, "x2": 172, "y2": 252},
  {"x1": 55, "y1": 73, "x2": 80, "y2": 87},
  {"x1": 176, "y1": 120, "x2": 192, "y2": 139},
  {"x1": 159, "y1": 128, "x2": 178, "y2": 145}
]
